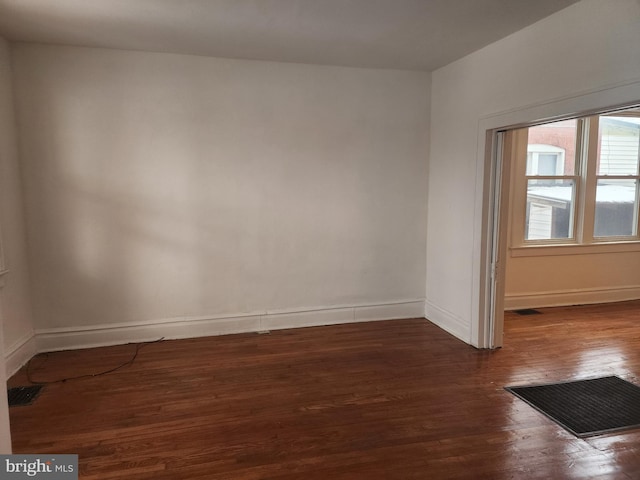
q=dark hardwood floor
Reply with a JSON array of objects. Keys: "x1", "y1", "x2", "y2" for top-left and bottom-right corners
[{"x1": 8, "y1": 300, "x2": 640, "y2": 479}]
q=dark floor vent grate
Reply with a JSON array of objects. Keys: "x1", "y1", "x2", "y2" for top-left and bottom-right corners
[
  {"x1": 514, "y1": 308, "x2": 542, "y2": 315},
  {"x1": 8, "y1": 385, "x2": 43, "y2": 407},
  {"x1": 506, "y1": 376, "x2": 640, "y2": 437}
]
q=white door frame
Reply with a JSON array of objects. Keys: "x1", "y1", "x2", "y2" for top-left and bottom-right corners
[
  {"x1": 0, "y1": 330, "x2": 11, "y2": 454},
  {"x1": 0, "y1": 222, "x2": 11, "y2": 452},
  {"x1": 0, "y1": 296, "x2": 12, "y2": 453},
  {"x1": 475, "y1": 80, "x2": 640, "y2": 349}
]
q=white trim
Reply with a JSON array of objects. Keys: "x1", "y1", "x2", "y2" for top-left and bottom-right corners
[
  {"x1": 510, "y1": 240, "x2": 640, "y2": 257},
  {"x1": 263, "y1": 308, "x2": 354, "y2": 331},
  {"x1": 34, "y1": 300, "x2": 426, "y2": 353},
  {"x1": 0, "y1": 299, "x2": 11, "y2": 454},
  {"x1": 424, "y1": 300, "x2": 470, "y2": 344},
  {"x1": 4, "y1": 332, "x2": 36, "y2": 378},
  {"x1": 263, "y1": 301, "x2": 425, "y2": 331},
  {"x1": 504, "y1": 285, "x2": 640, "y2": 310},
  {"x1": 354, "y1": 302, "x2": 424, "y2": 322},
  {"x1": 36, "y1": 315, "x2": 262, "y2": 353}
]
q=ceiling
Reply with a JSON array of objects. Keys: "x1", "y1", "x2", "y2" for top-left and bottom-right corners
[{"x1": 0, "y1": 0, "x2": 581, "y2": 71}]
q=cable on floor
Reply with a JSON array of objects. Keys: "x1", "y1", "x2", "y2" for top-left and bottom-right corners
[{"x1": 26, "y1": 337, "x2": 164, "y2": 384}]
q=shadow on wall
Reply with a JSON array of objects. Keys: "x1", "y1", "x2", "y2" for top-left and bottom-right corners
[{"x1": 21, "y1": 55, "x2": 428, "y2": 331}]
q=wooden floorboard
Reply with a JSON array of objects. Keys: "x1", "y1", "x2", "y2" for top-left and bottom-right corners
[{"x1": 8, "y1": 300, "x2": 640, "y2": 479}]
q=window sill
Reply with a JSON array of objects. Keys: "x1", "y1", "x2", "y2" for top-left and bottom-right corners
[{"x1": 510, "y1": 241, "x2": 640, "y2": 257}]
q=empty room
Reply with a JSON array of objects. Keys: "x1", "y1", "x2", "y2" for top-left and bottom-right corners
[{"x1": 1, "y1": 0, "x2": 640, "y2": 478}]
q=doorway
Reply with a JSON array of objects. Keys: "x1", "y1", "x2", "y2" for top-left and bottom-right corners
[{"x1": 483, "y1": 102, "x2": 640, "y2": 349}]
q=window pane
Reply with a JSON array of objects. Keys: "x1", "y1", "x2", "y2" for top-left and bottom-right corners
[
  {"x1": 594, "y1": 179, "x2": 638, "y2": 237},
  {"x1": 598, "y1": 116, "x2": 640, "y2": 175},
  {"x1": 526, "y1": 179, "x2": 575, "y2": 240},
  {"x1": 527, "y1": 119, "x2": 577, "y2": 176},
  {"x1": 537, "y1": 154, "x2": 559, "y2": 175}
]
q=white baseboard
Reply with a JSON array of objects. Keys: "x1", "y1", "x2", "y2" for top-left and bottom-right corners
[
  {"x1": 262, "y1": 300, "x2": 426, "y2": 331},
  {"x1": 424, "y1": 300, "x2": 470, "y2": 343},
  {"x1": 504, "y1": 285, "x2": 640, "y2": 310},
  {"x1": 354, "y1": 302, "x2": 425, "y2": 322},
  {"x1": 5, "y1": 332, "x2": 36, "y2": 378},
  {"x1": 34, "y1": 300, "x2": 426, "y2": 353},
  {"x1": 36, "y1": 314, "x2": 263, "y2": 353}
]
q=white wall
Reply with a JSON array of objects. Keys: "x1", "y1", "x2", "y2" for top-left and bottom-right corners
[
  {"x1": 11, "y1": 44, "x2": 430, "y2": 348},
  {"x1": 427, "y1": 0, "x2": 640, "y2": 345},
  {"x1": 0, "y1": 37, "x2": 35, "y2": 377}
]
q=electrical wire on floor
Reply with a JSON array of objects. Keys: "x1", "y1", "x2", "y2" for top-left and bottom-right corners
[{"x1": 26, "y1": 337, "x2": 165, "y2": 385}]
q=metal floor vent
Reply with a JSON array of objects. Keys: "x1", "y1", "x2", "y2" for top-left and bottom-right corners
[
  {"x1": 506, "y1": 376, "x2": 640, "y2": 437},
  {"x1": 514, "y1": 308, "x2": 542, "y2": 316},
  {"x1": 8, "y1": 385, "x2": 43, "y2": 407}
]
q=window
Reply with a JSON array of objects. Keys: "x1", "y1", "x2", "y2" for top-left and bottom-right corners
[
  {"x1": 527, "y1": 145, "x2": 565, "y2": 176},
  {"x1": 593, "y1": 115, "x2": 640, "y2": 237},
  {"x1": 511, "y1": 110, "x2": 640, "y2": 246}
]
